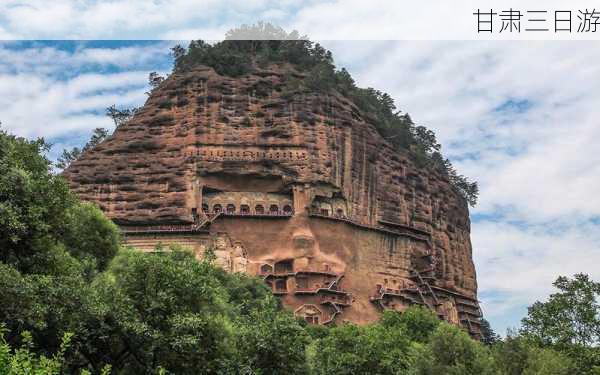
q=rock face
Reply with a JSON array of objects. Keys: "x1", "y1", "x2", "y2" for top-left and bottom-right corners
[{"x1": 64, "y1": 64, "x2": 481, "y2": 337}]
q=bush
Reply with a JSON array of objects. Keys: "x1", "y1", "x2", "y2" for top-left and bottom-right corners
[
  {"x1": 0, "y1": 330, "x2": 71, "y2": 375},
  {"x1": 235, "y1": 309, "x2": 310, "y2": 374},
  {"x1": 410, "y1": 323, "x2": 498, "y2": 375},
  {"x1": 61, "y1": 203, "x2": 120, "y2": 272},
  {"x1": 380, "y1": 306, "x2": 440, "y2": 343},
  {"x1": 308, "y1": 316, "x2": 415, "y2": 374},
  {"x1": 493, "y1": 334, "x2": 574, "y2": 375}
]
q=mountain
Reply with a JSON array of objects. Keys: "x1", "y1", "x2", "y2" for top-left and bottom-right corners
[{"x1": 64, "y1": 38, "x2": 481, "y2": 337}]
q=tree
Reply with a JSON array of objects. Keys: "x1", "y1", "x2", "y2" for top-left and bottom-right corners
[
  {"x1": 521, "y1": 274, "x2": 600, "y2": 347},
  {"x1": 105, "y1": 105, "x2": 137, "y2": 128},
  {"x1": 148, "y1": 72, "x2": 165, "y2": 92},
  {"x1": 61, "y1": 203, "x2": 120, "y2": 272},
  {"x1": 492, "y1": 333, "x2": 573, "y2": 375},
  {"x1": 380, "y1": 306, "x2": 440, "y2": 343},
  {"x1": 89, "y1": 247, "x2": 235, "y2": 373},
  {"x1": 170, "y1": 44, "x2": 186, "y2": 66},
  {"x1": 0, "y1": 130, "x2": 115, "y2": 271},
  {"x1": 0, "y1": 128, "x2": 121, "y2": 371},
  {"x1": 521, "y1": 274, "x2": 600, "y2": 374},
  {"x1": 0, "y1": 330, "x2": 74, "y2": 375},
  {"x1": 56, "y1": 127, "x2": 109, "y2": 170},
  {"x1": 84, "y1": 128, "x2": 109, "y2": 151},
  {"x1": 308, "y1": 323, "x2": 413, "y2": 375},
  {"x1": 480, "y1": 318, "x2": 501, "y2": 346},
  {"x1": 410, "y1": 323, "x2": 498, "y2": 375},
  {"x1": 235, "y1": 308, "x2": 310, "y2": 374},
  {"x1": 56, "y1": 148, "x2": 82, "y2": 170},
  {"x1": 0, "y1": 130, "x2": 75, "y2": 273}
]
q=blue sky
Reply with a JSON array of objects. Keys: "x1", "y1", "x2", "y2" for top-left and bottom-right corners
[{"x1": 1, "y1": 2, "x2": 600, "y2": 336}]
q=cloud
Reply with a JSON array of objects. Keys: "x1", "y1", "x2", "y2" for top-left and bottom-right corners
[
  {"x1": 0, "y1": 42, "x2": 173, "y2": 74},
  {"x1": 0, "y1": 42, "x2": 173, "y2": 160},
  {"x1": 473, "y1": 220, "x2": 600, "y2": 332},
  {"x1": 0, "y1": 0, "x2": 293, "y2": 39},
  {"x1": 3, "y1": 0, "x2": 600, "y2": 40},
  {"x1": 0, "y1": 71, "x2": 148, "y2": 138}
]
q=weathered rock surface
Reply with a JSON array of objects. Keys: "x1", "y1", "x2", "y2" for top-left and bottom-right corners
[{"x1": 64, "y1": 64, "x2": 481, "y2": 337}]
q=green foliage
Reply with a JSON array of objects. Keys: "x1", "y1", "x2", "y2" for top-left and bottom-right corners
[
  {"x1": 91, "y1": 247, "x2": 233, "y2": 373},
  {"x1": 215, "y1": 270, "x2": 276, "y2": 316},
  {"x1": 148, "y1": 71, "x2": 165, "y2": 90},
  {"x1": 56, "y1": 127, "x2": 109, "y2": 169},
  {"x1": 173, "y1": 23, "x2": 328, "y2": 77},
  {"x1": 480, "y1": 318, "x2": 501, "y2": 346},
  {"x1": 492, "y1": 333, "x2": 573, "y2": 375},
  {"x1": 309, "y1": 323, "x2": 412, "y2": 375},
  {"x1": 0, "y1": 129, "x2": 119, "y2": 275},
  {"x1": 522, "y1": 346, "x2": 574, "y2": 375},
  {"x1": 307, "y1": 307, "x2": 437, "y2": 374},
  {"x1": 62, "y1": 203, "x2": 120, "y2": 272},
  {"x1": 0, "y1": 130, "x2": 75, "y2": 273},
  {"x1": 410, "y1": 323, "x2": 497, "y2": 375},
  {"x1": 520, "y1": 273, "x2": 600, "y2": 374},
  {"x1": 235, "y1": 309, "x2": 310, "y2": 374},
  {"x1": 106, "y1": 104, "x2": 138, "y2": 128},
  {"x1": 0, "y1": 329, "x2": 72, "y2": 374},
  {"x1": 521, "y1": 273, "x2": 600, "y2": 347},
  {"x1": 380, "y1": 306, "x2": 440, "y2": 343},
  {"x1": 55, "y1": 148, "x2": 82, "y2": 170}
]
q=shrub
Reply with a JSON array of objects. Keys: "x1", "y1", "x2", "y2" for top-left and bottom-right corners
[
  {"x1": 410, "y1": 323, "x2": 498, "y2": 375},
  {"x1": 309, "y1": 321, "x2": 412, "y2": 374}
]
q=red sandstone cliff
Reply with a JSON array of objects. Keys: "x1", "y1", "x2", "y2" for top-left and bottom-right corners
[{"x1": 63, "y1": 60, "x2": 479, "y2": 333}]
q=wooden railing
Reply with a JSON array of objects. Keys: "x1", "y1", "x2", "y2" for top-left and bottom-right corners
[
  {"x1": 120, "y1": 224, "x2": 203, "y2": 234},
  {"x1": 218, "y1": 210, "x2": 294, "y2": 217},
  {"x1": 308, "y1": 209, "x2": 432, "y2": 244}
]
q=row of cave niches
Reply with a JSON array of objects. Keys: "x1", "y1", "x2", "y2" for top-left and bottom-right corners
[
  {"x1": 193, "y1": 203, "x2": 294, "y2": 219},
  {"x1": 196, "y1": 203, "x2": 344, "y2": 218},
  {"x1": 370, "y1": 254, "x2": 483, "y2": 339},
  {"x1": 259, "y1": 258, "x2": 483, "y2": 339}
]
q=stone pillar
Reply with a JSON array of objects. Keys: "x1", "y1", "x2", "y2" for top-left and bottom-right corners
[{"x1": 292, "y1": 184, "x2": 312, "y2": 216}]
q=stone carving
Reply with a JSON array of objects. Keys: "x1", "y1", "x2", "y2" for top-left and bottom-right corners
[
  {"x1": 231, "y1": 241, "x2": 248, "y2": 273},
  {"x1": 439, "y1": 299, "x2": 460, "y2": 325},
  {"x1": 208, "y1": 233, "x2": 248, "y2": 274},
  {"x1": 189, "y1": 146, "x2": 310, "y2": 162},
  {"x1": 63, "y1": 63, "x2": 481, "y2": 338}
]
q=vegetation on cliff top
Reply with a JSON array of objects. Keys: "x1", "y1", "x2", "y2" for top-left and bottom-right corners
[
  {"x1": 2, "y1": 128, "x2": 599, "y2": 373},
  {"x1": 171, "y1": 23, "x2": 479, "y2": 206}
]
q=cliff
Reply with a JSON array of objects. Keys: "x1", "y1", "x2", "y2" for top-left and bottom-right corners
[{"x1": 64, "y1": 53, "x2": 480, "y2": 336}]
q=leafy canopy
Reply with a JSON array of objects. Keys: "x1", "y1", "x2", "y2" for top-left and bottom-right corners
[
  {"x1": 521, "y1": 273, "x2": 600, "y2": 347},
  {"x1": 56, "y1": 128, "x2": 110, "y2": 170}
]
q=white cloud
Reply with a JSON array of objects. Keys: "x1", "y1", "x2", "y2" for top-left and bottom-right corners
[
  {"x1": 0, "y1": 71, "x2": 148, "y2": 139},
  {"x1": 0, "y1": 43, "x2": 173, "y2": 74},
  {"x1": 0, "y1": 44, "x2": 171, "y2": 141},
  {"x1": 0, "y1": 0, "x2": 285, "y2": 39},
  {"x1": 0, "y1": 0, "x2": 599, "y2": 40},
  {"x1": 473, "y1": 220, "x2": 600, "y2": 330},
  {"x1": 5, "y1": 0, "x2": 600, "y2": 39}
]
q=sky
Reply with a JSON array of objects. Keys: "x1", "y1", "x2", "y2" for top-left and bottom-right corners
[{"x1": 1, "y1": 1, "x2": 600, "y2": 336}]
